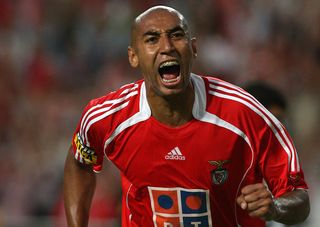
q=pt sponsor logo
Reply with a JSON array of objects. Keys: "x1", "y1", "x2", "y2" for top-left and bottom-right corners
[{"x1": 148, "y1": 187, "x2": 212, "y2": 227}]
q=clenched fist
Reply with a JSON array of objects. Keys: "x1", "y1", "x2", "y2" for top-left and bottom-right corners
[{"x1": 236, "y1": 183, "x2": 278, "y2": 221}]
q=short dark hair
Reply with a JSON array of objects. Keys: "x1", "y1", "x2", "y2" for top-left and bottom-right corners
[{"x1": 244, "y1": 82, "x2": 287, "y2": 110}]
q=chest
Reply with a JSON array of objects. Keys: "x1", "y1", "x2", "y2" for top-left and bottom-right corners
[{"x1": 107, "y1": 119, "x2": 253, "y2": 189}]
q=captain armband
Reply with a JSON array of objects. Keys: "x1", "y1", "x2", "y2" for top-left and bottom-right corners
[{"x1": 74, "y1": 133, "x2": 97, "y2": 165}]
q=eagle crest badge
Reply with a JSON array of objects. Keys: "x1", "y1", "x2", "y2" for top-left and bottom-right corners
[{"x1": 209, "y1": 160, "x2": 230, "y2": 185}]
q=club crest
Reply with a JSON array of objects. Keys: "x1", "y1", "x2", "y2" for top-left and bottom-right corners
[{"x1": 209, "y1": 160, "x2": 230, "y2": 185}]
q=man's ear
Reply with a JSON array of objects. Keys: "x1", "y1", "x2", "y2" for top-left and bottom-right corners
[
  {"x1": 191, "y1": 38, "x2": 198, "y2": 58},
  {"x1": 128, "y1": 46, "x2": 139, "y2": 68}
]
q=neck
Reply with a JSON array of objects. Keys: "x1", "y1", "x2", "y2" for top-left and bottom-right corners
[{"x1": 147, "y1": 84, "x2": 195, "y2": 127}]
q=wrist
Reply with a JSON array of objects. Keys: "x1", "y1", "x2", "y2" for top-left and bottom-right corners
[{"x1": 270, "y1": 198, "x2": 282, "y2": 222}]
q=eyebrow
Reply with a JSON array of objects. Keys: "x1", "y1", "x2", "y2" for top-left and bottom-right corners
[{"x1": 142, "y1": 26, "x2": 186, "y2": 37}]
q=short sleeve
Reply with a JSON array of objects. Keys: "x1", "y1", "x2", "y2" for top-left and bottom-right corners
[
  {"x1": 70, "y1": 102, "x2": 104, "y2": 173},
  {"x1": 258, "y1": 124, "x2": 308, "y2": 198}
]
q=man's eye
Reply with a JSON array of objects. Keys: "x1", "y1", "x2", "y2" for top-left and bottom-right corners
[
  {"x1": 145, "y1": 36, "x2": 158, "y2": 44},
  {"x1": 171, "y1": 32, "x2": 185, "y2": 39}
]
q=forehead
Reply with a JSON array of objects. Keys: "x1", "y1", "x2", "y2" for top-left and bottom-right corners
[{"x1": 135, "y1": 9, "x2": 185, "y2": 34}]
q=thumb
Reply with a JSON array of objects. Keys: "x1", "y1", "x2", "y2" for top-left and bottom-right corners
[{"x1": 236, "y1": 194, "x2": 247, "y2": 210}]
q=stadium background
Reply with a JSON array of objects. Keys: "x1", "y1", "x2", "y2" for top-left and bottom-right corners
[{"x1": 0, "y1": 0, "x2": 319, "y2": 226}]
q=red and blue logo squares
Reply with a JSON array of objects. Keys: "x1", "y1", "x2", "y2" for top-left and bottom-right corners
[
  {"x1": 155, "y1": 216, "x2": 180, "y2": 227},
  {"x1": 181, "y1": 191, "x2": 208, "y2": 214},
  {"x1": 150, "y1": 189, "x2": 179, "y2": 214},
  {"x1": 148, "y1": 187, "x2": 212, "y2": 227},
  {"x1": 183, "y1": 216, "x2": 210, "y2": 226}
]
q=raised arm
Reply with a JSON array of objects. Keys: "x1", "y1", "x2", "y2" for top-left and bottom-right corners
[
  {"x1": 236, "y1": 183, "x2": 310, "y2": 225},
  {"x1": 63, "y1": 146, "x2": 97, "y2": 227}
]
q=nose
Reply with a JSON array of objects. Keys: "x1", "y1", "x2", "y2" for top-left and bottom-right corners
[{"x1": 159, "y1": 35, "x2": 175, "y2": 54}]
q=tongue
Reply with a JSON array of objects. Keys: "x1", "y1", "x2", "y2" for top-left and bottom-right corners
[{"x1": 162, "y1": 73, "x2": 178, "y2": 80}]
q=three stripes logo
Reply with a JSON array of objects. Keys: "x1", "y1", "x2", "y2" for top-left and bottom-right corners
[{"x1": 165, "y1": 147, "x2": 185, "y2": 160}]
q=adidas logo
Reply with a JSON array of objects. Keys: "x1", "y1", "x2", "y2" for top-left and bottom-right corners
[{"x1": 165, "y1": 147, "x2": 185, "y2": 160}]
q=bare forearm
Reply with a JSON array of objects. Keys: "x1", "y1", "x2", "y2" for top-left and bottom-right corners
[
  {"x1": 237, "y1": 183, "x2": 310, "y2": 225},
  {"x1": 271, "y1": 189, "x2": 310, "y2": 225},
  {"x1": 64, "y1": 150, "x2": 96, "y2": 227}
]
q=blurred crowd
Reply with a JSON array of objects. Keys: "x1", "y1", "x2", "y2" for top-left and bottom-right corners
[{"x1": 0, "y1": 0, "x2": 319, "y2": 226}]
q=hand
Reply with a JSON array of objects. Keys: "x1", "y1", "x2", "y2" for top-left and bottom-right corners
[{"x1": 236, "y1": 183, "x2": 278, "y2": 221}]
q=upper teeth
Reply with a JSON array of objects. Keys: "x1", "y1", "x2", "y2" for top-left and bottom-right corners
[{"x1": 159, "y1": 61, "x2": 179, "y2": 68}]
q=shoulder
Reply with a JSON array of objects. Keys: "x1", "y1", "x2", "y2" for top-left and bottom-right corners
[
  {"x1": 87, "y1": 80, "x2": 143, "y2": 109},
  {"x1": 203, "y1": 75, "x2": 261, "y2": 115},
  {"x1": 201, "y1": 75, "x2": 247, "y2": 102},
  {"x1": 79, "y1": 80, "x2": 143, "y2": 134},
  {"x1": 194, "y1": 74, "x2": 254, "y2": 113},
  {"x1": 193, "y1": 74, "x2": 271, "y2": 129},
  {"x1": 202, "y1": 75, "x2": 285, "y2": 140},
  {"x1": 192, "y1": 74, "x2": 245, "y2": 97}
]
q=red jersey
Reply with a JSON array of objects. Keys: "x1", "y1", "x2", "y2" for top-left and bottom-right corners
[{"x1": 71, "y1": 74, "x2": 308, "y2": 227}]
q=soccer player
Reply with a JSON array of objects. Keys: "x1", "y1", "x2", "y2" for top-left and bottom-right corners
[{"x1": 63, "y1": 5, "x2": 310, "y2": 227}]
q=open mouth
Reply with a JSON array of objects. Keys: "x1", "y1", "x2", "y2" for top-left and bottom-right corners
[{"x1": 158, "y1": 61, "x2": 181, "y2": 84}]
